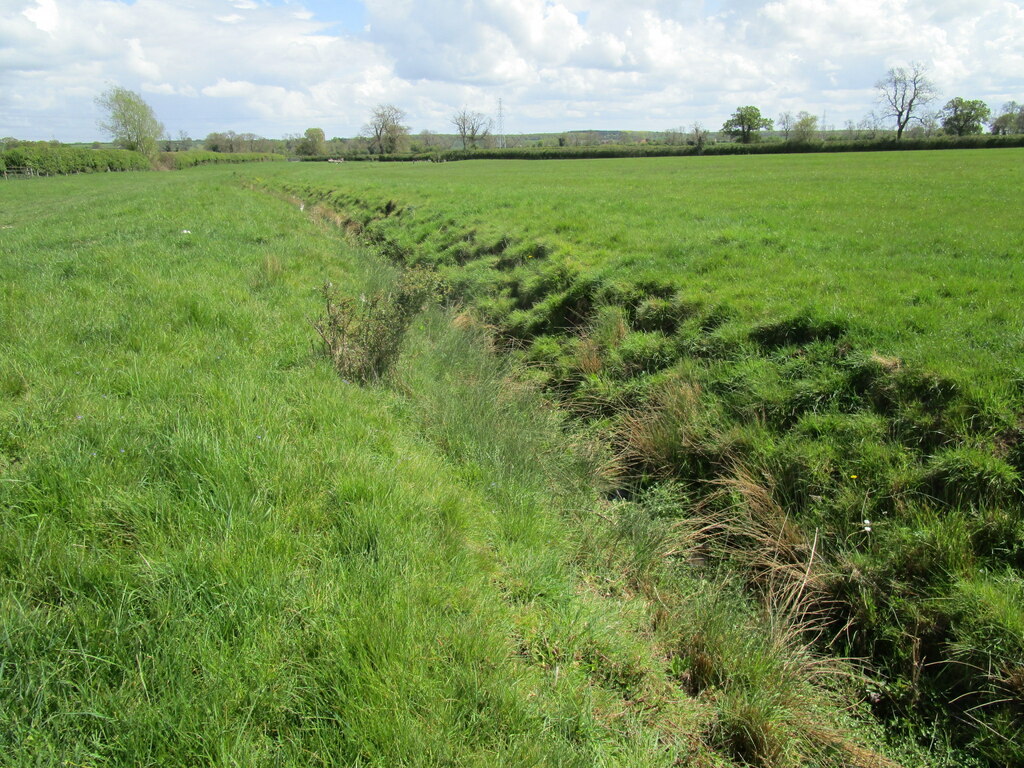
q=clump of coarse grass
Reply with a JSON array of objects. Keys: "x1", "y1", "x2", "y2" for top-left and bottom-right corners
[
  {"x1": 697, "y1": 469, "x2": 826, "y2": 601},
  {"x1": 618, "y1": 375, "x2": 736, "y2": 483},
  {"x1": 922, "y1": 445, "x2": 1021, "y2": 508},
  {"x1": 664, "y1": 576, "x2": 875, "y2": 768}
]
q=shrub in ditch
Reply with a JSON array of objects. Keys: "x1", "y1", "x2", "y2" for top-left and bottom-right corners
[{"x1": 313, "y1": 268, "x2": 444, "y2": 383}]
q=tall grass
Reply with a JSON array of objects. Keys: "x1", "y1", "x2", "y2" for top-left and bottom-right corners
[{"x1": 4, "y1": 169, "x2": 659, "y2": 765}]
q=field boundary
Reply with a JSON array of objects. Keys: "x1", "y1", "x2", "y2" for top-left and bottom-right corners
[{"x1": 294, "y1": 132, "x2": 1024, "y2": 163}]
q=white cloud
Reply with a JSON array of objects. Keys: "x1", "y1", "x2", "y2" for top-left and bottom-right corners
[
  {"x1": 21, "y1": 0, "x2": 58, "y2": 34},
  {"x1": 141, "y1": 81, "x2": 177, "y2": 95},
  {"x1": 0, "y1": 0, "x2": 1021, "y2": 140}
]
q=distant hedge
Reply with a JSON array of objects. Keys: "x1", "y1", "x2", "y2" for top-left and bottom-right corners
[
  {"x1": 1, "y1": 146, "x2": 151, "y2": 176},
  {"x1": 159, "y1": 151, "x2": 286, "y2": 170},
  {"x1": 320, "y1": 133, "x2": 1024, "y2": 163},
  {"x1": 0, "y1": 146, "x2": 288, "y2": 178}
]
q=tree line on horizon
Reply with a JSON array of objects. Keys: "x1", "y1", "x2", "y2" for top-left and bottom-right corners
[{"x1": 3, "y1": 64, "x2": 1023, "y2": 161}]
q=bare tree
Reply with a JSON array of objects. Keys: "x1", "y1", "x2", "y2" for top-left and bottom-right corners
[
  {"x1": 363, "y1": 104, "x2": 409, "y2": 154},
  {"x1": 777, "y1": 111, "x2": 794, "y2": 140},
  {"x1": 416, "y1": 129, "x2": 444, "y2": 150},
  {"x1": 875, "y1": 63, "x2": 938, "y2": 140},
  {"x1": 451, "y1": 109, "x2": 492, "y2": 150},
  {"x1": 690, "y1": 122, "x2": 709, "y2": 152},
  {"x1": 663, "y1": 126, "x2": 685, "y2": 145}
]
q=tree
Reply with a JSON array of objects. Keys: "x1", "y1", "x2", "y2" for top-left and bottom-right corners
[
  {"x1": 663, "y1": 126, "x2": 685, "y2": 145},
  {"x1": 938, "y1": 98, "x2": 990, "y2": 136},
  {"x1": 690, "y1": 122, "x2": 709, "y2": 153},
  {"x1": 791, "y1": 111, "x2": 819, "y2": 143},
  {"x1": 205, "y1": 131, "x2": 237, "y2": 153},
  {"x1": 95, "y1": 86, "x2": 164, "y2": 157},
  {"x1": 363, "y1": 104, "x2": 409, "y2": 155},
  {"x1": 451, "y1": 109, "x2": 492, "y2": 150},
  {"x1": 875, "y1": 63, "x2": 937, "y2": 140},
  {"x1": 415, "y1": 129, "x2": 444, "y2": 150},
  {"x1": 296, "y1": 127, "x2": 326, "y2": 156},
  {"x1": 777, "y1": 111, "x2": 794, "y2": 140},
  {"x1": 989, "y1": 101, "x2": 1024, "y2": 135},
  {"x1": 722, "y1": 106, "x2": 773, "y2": 143}
]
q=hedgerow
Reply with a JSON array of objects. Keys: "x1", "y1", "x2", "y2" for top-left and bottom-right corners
[
  {"x1": 317, "y1": 133, "x2": 1024, "y2": 163},
  {"x1": 159, "y1": 151, "x2": 286, "y2": 169},
  {"x1": 0, "y1": 146, "x2": 286, "y2": 178},
  {"x1": 1, "y1": 145, "x2": 150, "y2": 176}
]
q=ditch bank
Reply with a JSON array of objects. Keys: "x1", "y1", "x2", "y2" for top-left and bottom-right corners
[{"x1": 264, "y1": 175, "x2": 1024, "y2": 767}]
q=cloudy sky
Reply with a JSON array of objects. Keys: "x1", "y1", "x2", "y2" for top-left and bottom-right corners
[{"x1": 3, "y1": 0, "x2": 1023, "y2": 142}]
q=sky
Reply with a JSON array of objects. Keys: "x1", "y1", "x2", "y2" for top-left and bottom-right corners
[{"x1": 2, "y1": 0, "x2": 1023, "y2": 142}]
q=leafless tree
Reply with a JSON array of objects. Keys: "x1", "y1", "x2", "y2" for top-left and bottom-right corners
[
  {"x1": 663, "y1": 126, "x2": 685, "y2": 145},
  {"x1": 777, "y1": 111, "x2": 794, "y2": 140},
  {"x1": 690, "y1": 122, "x2": 709, "y2": 152},
  {"x1": 875, "y1": 63, "x2": 938, "y2": 140},
  {"x1": 363, "y1": 104, "x2": 409, "y2": 154},
  {"x1": 451, "y1": 109, "x2": 492, "y2": 150}
]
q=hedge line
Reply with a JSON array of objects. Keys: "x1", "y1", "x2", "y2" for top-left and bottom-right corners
[
  {"x1": 0, "y1": 146, "x2": 288, "y2": 178},
  {"x1": 1, "y1": 146, "x2": 150, "y2": 176},
  {"x1": 159, "y1": 151, "x2": 286, "y2": 170},
  {"x1": 312, "y1": 133, "x2": 1024, "y2": 163}
]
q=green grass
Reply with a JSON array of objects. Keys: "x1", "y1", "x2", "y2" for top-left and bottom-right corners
[
  {"x1": 244, "y1": 151, "x2": 1024, "y2": 766},
  {"x1": 3, "y1": 157, "x2": 1017, "y2": 767},
  {"x1": 254, "y1": 150, "x2": 1024, "y2": 388},
  {"x1": 2, "y1": 168, "x2": 706, "y2": 766},
  {"x1": 6, "y1": 167, "x2": 925, "y2": 768}
]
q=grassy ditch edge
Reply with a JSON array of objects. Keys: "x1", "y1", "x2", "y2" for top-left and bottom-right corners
[{"x1": 281, "y1": 167, "x2": 1024, "y2": 766}]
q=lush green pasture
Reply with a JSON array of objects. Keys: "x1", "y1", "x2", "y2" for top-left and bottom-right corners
[
  {"x1": 0, "y1": 169, "x2": 715, "y2": 766},
  {"x1": 260, "y1": 150, "x2": 1024, "y2": 386},
  {"x1": 2, "y1": 157, "x2": 1018, "y2": 766},
  {"x1": 10, "y1": 167, "x2": 930, "y2": 768}
]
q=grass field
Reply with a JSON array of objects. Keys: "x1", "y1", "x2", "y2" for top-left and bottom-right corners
[
  {"x1": 251, "y1": 151, "x2": 1024, "y2": 766},
  {"x1": 3, "y1": 168, "x2": 929, "y2": 767},
  {"x1": 0, "y1": 170, "x2": 670, "y2": 765},
  {"x1": 258, "y1": 151, "x2": 1024, "y2": 387},
  {"x1": 2, "y1": 154, "x2": 1021, "y2": 766}
]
